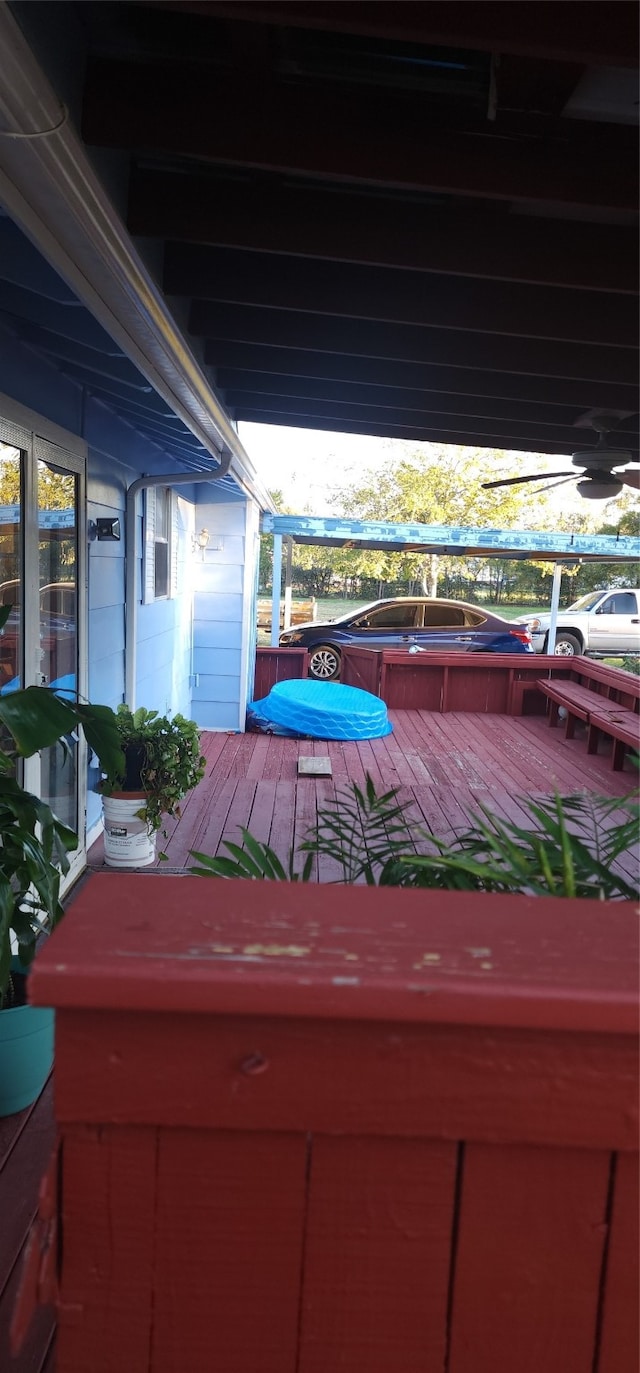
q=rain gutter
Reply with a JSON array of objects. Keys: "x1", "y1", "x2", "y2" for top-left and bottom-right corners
[{"x1": 0, "y1": 2, "x2": 272, "y2": 509}]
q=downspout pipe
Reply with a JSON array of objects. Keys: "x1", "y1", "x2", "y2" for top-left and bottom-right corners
[{"x1": 125, "y1": 457, "x2": 231, "y2": 710}]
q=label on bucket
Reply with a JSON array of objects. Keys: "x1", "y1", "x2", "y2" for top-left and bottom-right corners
[{"x1": 103, "y1": 795, "x2": 156, "y2": 867}]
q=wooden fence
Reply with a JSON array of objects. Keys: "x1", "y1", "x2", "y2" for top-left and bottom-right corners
[
  {"x1": 256, "y1": 598, "x2": 316, "y2": 629},
  {"x1": 27, "y1": 873, "x2": 639, "y2": 1373}
]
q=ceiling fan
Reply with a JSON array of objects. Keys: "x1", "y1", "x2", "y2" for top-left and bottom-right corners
[{"x1": 482, "y1": 411, "x2": 638, "y2": 499}]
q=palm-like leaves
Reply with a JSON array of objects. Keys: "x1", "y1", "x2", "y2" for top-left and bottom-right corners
[
  {"x1": 385, "y1": 792, "x2": 639, "y2": 900},
  {"x1": 300, "y1": 776, "x2": 416, "y2": 884},
  {"x1": 0, "y1": 685, "x2": 122, "y2": 1005},
  {"x1": 190, "y1": 774, "x2": 638, "y2": 903},
  {"x1": 191, "y1": 831, "x2": 314, "y2": 882}
]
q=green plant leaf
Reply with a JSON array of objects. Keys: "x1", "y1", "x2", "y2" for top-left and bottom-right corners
[{"x1": 0, "y1": 687, "x2": 77, "y2": 755}]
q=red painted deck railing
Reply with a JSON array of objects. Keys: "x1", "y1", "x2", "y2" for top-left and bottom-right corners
[
  {"x1": 341, "y1": 648, "x2": 640, "y2": 715},
  {"x1": 28, "y1": 873, "x2": 638, "y2": 1373}
]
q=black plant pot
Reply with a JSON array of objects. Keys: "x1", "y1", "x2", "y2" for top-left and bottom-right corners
[{"x1": 121, "y1": 743, "x2": 147, "y2": 792}]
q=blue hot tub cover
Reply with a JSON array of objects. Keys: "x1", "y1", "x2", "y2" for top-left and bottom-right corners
[{"x1": 247, "y1": 679, "x2": 392, "y2": 740}]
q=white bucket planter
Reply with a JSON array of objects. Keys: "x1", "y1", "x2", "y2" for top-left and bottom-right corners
[{"x1": 102, "y1": 793, "x2": 156, "y2": 868}]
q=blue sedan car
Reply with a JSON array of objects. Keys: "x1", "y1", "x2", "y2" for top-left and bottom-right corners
[{"x1": 279, "y1": 597, "x2": 533, "y2": 679}]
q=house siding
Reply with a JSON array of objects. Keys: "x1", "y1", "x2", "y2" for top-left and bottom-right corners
[
  {"x1": 0, "y1": 323, "x2": 257, "y2": 834},
  {"x1": 191, "y1": 499, "x2": 255, "y2": 731}
]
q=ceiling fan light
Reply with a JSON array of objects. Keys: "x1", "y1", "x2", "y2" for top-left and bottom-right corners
[{"x1": 576, "y1": 477, "x2": 623, "y2": 499}]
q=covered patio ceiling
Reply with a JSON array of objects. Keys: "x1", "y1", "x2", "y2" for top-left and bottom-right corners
[{"x1": 5, "y1": 0, "x2": 640, "y2": 464}]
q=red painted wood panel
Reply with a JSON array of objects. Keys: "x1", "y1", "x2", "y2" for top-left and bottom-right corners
[
  {"x1": 150, "y1": 1131, "x2": 307, "y2": 1373},
  {"x1": 448, "y1": 1143, "x2": 611, "y2": 1373},
  {"x1": 445, "y1": 662, "x2": 510, "y2": 713},
  {"x1": 0, "y1": 1078, "x2": 56, "y2": 1373},
  {"x1": 383, "y1": 660, "x2": 444, "y2": 710},
  {"x1": 340, "y1": 646, "x2": 381, "y2": 693},
  {"x1": 253, "y1": 646, "x2": 307, "y2": 698},
  {"x1": 598, "y1": 1153, "x2": 639, "y2": 1373},
  {"x1": 56, "y1": 1126, "x2": 157, "y2": 1373},
  {"x1": 298, "y1": 1136, "x2": 457, "y2": 1372},
  {"x1": 32, "y1": 875, "x2": 639, "y2": 1035},
  {"x1": 52, "y1": 1011, "x2": 638, "y2": 1151}
]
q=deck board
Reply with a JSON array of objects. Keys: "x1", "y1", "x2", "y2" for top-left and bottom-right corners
[{"x1": 89, "y1": 709, "x2": 638, "y2": 878}]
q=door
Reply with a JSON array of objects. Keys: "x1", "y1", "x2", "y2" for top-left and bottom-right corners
[
  {"x1": 0, "y1": 413, "x2": 87, "y2": 887},
  {"x1": 588, "y1": 590, "x2": 640, "y2": 654}
]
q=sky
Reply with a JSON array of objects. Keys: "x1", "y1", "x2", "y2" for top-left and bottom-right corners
[{"x1": 237, "y1": 421, "x2": 620, "y2": 522}]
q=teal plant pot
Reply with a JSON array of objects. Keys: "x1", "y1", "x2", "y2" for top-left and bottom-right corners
[{"x1": 0, "y1": 975, "x2": 54, "y2": 1117}]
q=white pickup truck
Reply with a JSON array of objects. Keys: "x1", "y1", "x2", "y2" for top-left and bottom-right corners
[{"x1": 524, "y1": 588, "x2": 640, "y2": 657}]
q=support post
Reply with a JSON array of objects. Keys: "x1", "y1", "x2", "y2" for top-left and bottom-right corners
[
  {"x1": 283, "y1": 537, "x2": 293, "y2": 631},
  {"x1": 547, "y1": 562, "x2": 563, "y2": 656},
  {"x1": 271, "y1": 533, "x2": 283, "y2": 646}
]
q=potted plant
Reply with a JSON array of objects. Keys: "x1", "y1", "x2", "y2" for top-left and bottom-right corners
[
  {"x1": 100, "y1": 705, "x2": 206, "y2": 866},
  {"x1": 0, "y1": 677, "x2": 123, "y2": 1115}
]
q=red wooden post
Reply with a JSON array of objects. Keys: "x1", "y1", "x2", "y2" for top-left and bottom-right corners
[{"x1": 30, "y1": 876, "x2": 638, "y2": 1373}]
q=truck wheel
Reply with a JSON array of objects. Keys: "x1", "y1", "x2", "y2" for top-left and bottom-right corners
[{"x1": 549, "y1": 632, "x2": 582, "y2": 657}]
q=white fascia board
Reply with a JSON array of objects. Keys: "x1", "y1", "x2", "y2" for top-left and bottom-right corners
[{"x1": 0, "y1": 3, "x2": 275, "y2": 514}]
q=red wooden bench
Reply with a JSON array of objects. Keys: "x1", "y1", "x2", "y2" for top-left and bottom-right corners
[
  {"x1": 538, "y1": 675, "x2": 640, "y2": 768},
  {"x1": 589, "y1": 708, "x2": 640, "y2": 770}
]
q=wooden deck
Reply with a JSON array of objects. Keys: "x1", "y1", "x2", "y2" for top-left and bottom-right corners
[
  {"x1": 90, "y1": 708, "x2": 638, "y2": 878},
  {"x1": 5, "y1": 708, "x2": 638, "y2": 1372}
]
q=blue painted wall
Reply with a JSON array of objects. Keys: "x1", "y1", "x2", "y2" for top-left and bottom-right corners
[
  {"x1": 0, "y1": 323, "x2": 255, "y2": 832},
  {"x1": 191, "y1": 497, "x2": 256, "y2": 731}
]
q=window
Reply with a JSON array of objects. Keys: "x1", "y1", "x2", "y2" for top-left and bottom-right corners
[
  {"x1": 144, "y1": 487, "x2": 177, "y2": 603},
  {"x1": 154, "y1": 487, "x2": 170, "y2": 598},
  {"x1": 358, "y1": 604, "x2": 419, "y2": 628},
  {"x1": 423, "y1": 605, "x2": 466, "y2": 627},
  {"x1": 600, "y1": 592, "x2": 637, "y2": 615}
]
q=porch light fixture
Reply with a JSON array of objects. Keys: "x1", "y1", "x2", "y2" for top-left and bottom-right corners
[
  {"x1": 192, "y1": 527, "x2": 210, "y2": 558},
  {"x1": 89, "y1": 517, "x2": 121, "y2": 541}
]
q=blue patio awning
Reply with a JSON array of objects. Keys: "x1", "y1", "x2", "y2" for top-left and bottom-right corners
[{"x1": 262, "y1": 513, "x2": 639, "y2": 564}]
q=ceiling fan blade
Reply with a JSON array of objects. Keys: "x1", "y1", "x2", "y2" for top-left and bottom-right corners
[
  {"x1": 528, "y1": 475, "x2": 578, "y2": 495},
  {"x1": 481, "y1": 471, "x2": 574, "y2": 489}
]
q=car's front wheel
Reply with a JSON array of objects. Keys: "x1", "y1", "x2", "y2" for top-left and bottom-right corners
[
  {"x1": 549, "y1": 631, "x2": 583, "y2": 656},
  {"x1": 308, "y1": 644, "x2": 341, "y2": 680}
]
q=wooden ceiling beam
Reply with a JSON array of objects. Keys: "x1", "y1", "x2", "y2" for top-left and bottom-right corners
[
  {"x1": 207, "y1": 343, "x2": 640, "y2": 412},
  {"x1": 222, "y1": 391, "x2": 639, "y2": 451},
  {"x1": 215, "y1": 370, "x2": 639, "y2": 434},
  {"x1": 146, "y1": 3, "x2": 640, "y2": 68},
  {"x1": 231, "y1": 409, "x2": 597, "y2": 455},
  {"x1": 192, "y1": 304, "x2": 637, "y2": 387},
  {"x1": 130, "y1": 169, "x2": 638, "y2": 295},
  {"x1": 165, "y1": 245, "x2": 637, "y2": 349},
  {"x1": 82, "y1": 60, "x2": 638, "y2": 212}
]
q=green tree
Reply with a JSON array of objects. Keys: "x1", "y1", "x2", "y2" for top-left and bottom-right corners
[{"x1": 335, "y1": 445, "x2": 557, "y2": 597}]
